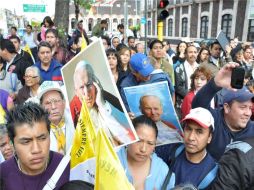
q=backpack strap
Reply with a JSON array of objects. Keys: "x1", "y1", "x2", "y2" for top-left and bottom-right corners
[
  {"x1": 198, "y1": 164, "x2": 218, "y2": 189},
  {"x1": 161, "y1": 144, "x2": 185, "y2": 190}
]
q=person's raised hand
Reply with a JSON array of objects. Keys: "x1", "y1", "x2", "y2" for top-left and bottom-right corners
[{"x1": 214, "y1": 62, "x2": 239, "y2": 89}]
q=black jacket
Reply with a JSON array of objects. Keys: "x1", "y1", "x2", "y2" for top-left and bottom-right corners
[
  {"x1": 7, "y1": 53, "x2": 33, "y2": 85},
  {"x1": 209, "y1": 137, "x2": 254, "y2": 190}
]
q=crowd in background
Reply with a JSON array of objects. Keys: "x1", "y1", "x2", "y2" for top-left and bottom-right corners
[{"x1": 0, "y1": 14, "x2": 254, "y2": 190}]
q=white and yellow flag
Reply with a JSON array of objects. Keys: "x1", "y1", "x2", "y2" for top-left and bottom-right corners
[
  {"x1": 94, "y1": 127, "x2": 134, "y2": 190},
  {"x1": 69, "y1": 98, "x2": 96, "y2": 184}
]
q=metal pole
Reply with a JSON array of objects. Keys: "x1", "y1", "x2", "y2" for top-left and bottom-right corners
[
  {"x1": 124, "y1": 0, "x2": 128, "y2": 44},
  {"x1": 144, "y1": 0, "x2": 147, "y2": 55}
]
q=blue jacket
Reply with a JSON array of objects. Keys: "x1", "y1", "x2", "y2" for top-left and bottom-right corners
[
  {"x1": 117, "y1": 147, "x2": 175, "y2": 190},
  {"x1": 35, "y1": 59, "x2": 63, "y2": 83},
  {"x1": 192, "y1": 79, "x2": 254, "y2": 161}
]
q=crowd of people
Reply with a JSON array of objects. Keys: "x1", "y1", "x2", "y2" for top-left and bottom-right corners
[{"x1": 0, "y1": 14, "x2": 254, "y2": 190}]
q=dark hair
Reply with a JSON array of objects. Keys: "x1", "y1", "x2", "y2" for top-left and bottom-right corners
[
  {"x1": 11, "y1": 26, "x2": 17, "y2": 32},
  {"x1": 117, "y1": 24, "x2": 124, "y2": 29},
  {"x1": 106, "y1": 48, "x2": 121, "y2": 71},
  {"x1": 6, "y1": 102, "x2": 50, "y2": 143},
  {"x1": 59, "y1": 180, "x2": 94, "y2": 190},
  {"x1": 43, "y1": 16, "x2": 54, "y2": 27},
  {"x1": 101, "y1": 35, "x2": 110, "y2": 46},
  {"x1": 128, "y1": 36, "x2": 135, "y2": 42},
  {"x1": 130, "y1": 46, "x2": 137, "y2": 53},
  {"x1": 9, "y1": 35, "x2": 21, "y2": 43},
  {"x1": 0, "y1": 39, "x2": 16, "y2": 53},
  {"x1": 196, "y1": 47, "x2": 210, "y2": 63},
  {"x1": 149, "y1": 39, "x2": 163, "y2": 49},
  {"x1": 100, "y1": 19, "x2": 107, "y2": 25},
  {"x1": 132, "y1": 115, "x2": 158, "y2": 138},
  {"x1": 190, "y1": 66, "x2": 212, "y2": 91},
  {"x1": 210, "y1": 41, "x2": 221, "y2": 49},
  {"x1": 45, "y1": 28, "x2": 58, "y2": 38},
  {"x1": 38, "y1": 41, "x2": 52, "y2": 52},
  {"x1": 115, "y1": 43, "x2": 127, "y2": 52},
  {"x1": 26, "y1": 24, "x2": 32, "y2": 30},
  {"x1": 176, "y1": 41, "x2": 188, "y2": 54}
]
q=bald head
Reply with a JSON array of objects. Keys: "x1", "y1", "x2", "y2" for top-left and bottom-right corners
[{"x1": 139, "y1": 95, "x2": 163, "y2": 122}]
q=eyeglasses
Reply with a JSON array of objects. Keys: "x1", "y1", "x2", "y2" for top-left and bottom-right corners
[
  {"x1": 24, "y1": 75, "x2": 38, "y2": 79},
  {"x1": 43, "y1": 99, "x2": 63, "y2": 107}
]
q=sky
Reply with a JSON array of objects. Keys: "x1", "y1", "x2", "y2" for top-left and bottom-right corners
[{"x1": 0, "y1": 0, "x2": 56, "y2": 21}]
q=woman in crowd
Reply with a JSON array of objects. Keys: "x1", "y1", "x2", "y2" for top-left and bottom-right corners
[
  {"x1": 197, "y1": 47, "x2": 210, "y2": 65},
  {"x1": 172, "y1": 41, "x2": 188, "y2": 67},
  {"x1": 181, "y1": 66, "x2": 212, "y2": 119},
  {"x1": 41, "y1": 16, "x2": 55, "y2": 41},
  {"x1": 16, "y1": 66, "x2": 41, "y2": 104},
  {"x1": 118, "y1": 46, "x2": 131, "y2": 73},
  {"x1": 117, "y1": 115, "x2": 175, "y2": 190},
  {"x1": 106, "y1": 48, "x2": 125, "y2": 89},
  {"x1": 111, "y1": 36, "x2": 121, "y2": 50}
]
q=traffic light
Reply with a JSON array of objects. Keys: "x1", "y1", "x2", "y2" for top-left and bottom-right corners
[{"x1": 158, "y1": 0, "x2": 169, "y2": 21}]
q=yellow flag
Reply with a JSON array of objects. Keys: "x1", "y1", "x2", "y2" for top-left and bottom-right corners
[
  {"x1": 0, "y1": 104, "x2": 6, "y2": 124},
  {"x1": 23, "y1": 44, "x2": 33, "y2": 58},
  {"x1": 81, "y1": 33, "x2": 87, "y2": 51},
  {"x1": 70, "y1": 98, "x2": 96, "y2": 169},
  {"x1": 94, "y1": 128, "x2": 134, "y2": 190}
]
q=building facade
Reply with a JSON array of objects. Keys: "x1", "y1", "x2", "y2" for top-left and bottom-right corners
[
  {"x1": 69, "y1": 0, "x2": 141, "y2": 36},
  {"x1": 143, "y1": 0, "x2": 254, "y2": 42}
]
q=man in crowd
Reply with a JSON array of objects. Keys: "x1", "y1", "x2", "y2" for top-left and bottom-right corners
[
  {"x1": 72, "y1": 20, "x2": 89, "y2": 45},
  {"x1": 0, "y1": 124, "x2": 14, "y2": 160},
  {"x1": 120, "y1": 53, "x2": 175, "y2": 113},
  {"x1": 91, "y1": 19, "x2": 107, "y2": 37},
  {"x1": 117, "y1": 24, "x2": 134, "y2": 43},
  {"x1": 192, "y1": 62, "x2": 254, "y2": 161},
  {"x1": 38, "y1": 81, "x2": 75, "y2": 155},
  {"x1": 0, "y1": 102, "x2": 70, "y2": 189},
  {"x1": 127, "y1": 36, "x2": 135, "y2": 48},
  {"x1": 139, "y1": 95, "x2": 182, "y2": 144},
  {"x1": 9, "y1": 35, "x2": 34, "y2": 65},
  {"x1": 170, "y1": 107, "x2": 217, "y2": 189},
  {"x1": 35, "y1": 41, "x2": 63, "y2": 83},
  {"x1": 45, "y1": 29, "x2": 68, "y2": 65},
  {"x1": 23, "y1": 24, "x2": 38, "y2": 61},
  {"x1": 0, "y1": 39, "x2": 32, "y2": 85}
]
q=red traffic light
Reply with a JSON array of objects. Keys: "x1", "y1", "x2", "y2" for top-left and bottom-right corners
[{"x1": 159, "y1": 0, "x2": 169, "y2": 8}]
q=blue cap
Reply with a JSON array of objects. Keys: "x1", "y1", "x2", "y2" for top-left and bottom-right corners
[
  {"x1": 223, "y1": 86, "x2": 254, "y2": 104},
  {"x1": 130, "y1": 53, "x2": 154, "y2": 77}
]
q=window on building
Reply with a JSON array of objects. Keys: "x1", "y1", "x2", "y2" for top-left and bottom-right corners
[
  {"x1": 168, "y1": 19, "x2": 173, "y2": 36},
  {"x1": 221, "y1": 14, "x2": 232, "y2": 38},
  {"x1": 97, "y1": 18, "x2": 101, "y2": 24},
  {"x1": 88, "y1": 18, "x2": 93, "y2": 31},
  {"x1": 121, "y1": 18, "x2": 124, "y2": 24},
  {"x1": 148, "y1": 20, "x2": 152, "y2": 35},
  {"x1": 136, "y1": 19, "x2": 140, "y2": 25},
  {"x1": 200, "y1": 16, "x2": 208, "y2": 39},
  {"x1": 247, "y1": 19, "x2": 254, "y2": 41},
  {"x1": 106, "y1": 18, "x2": 109, "y2": 31},
  {"x1": 182, "y1": 17, "x2": 188, "y2": 37}
]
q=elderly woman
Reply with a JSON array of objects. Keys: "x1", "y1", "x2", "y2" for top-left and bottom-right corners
[{"x1": 15, "y1": 66, "x2": 41, "y2": 104}]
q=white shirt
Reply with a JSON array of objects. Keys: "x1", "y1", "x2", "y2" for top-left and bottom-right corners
[{"x1": 184, "y1": 60, "x2": 199, "y2": 89}]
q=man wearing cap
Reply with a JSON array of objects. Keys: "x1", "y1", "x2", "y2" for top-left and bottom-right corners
[
  {"x1": 119, "y1": 53, "x2": 175, "y2": 113},
  {"x1": 170, "y1": 107, "x2": 217, "y2": 189},
  {"x1": 192, "y1": 62, "x2": 254, "y2": 161},
  {"x1": 72, "y1": 20, "x2": 89, "y2": 45},
  {"x1": 38, "y1": 81, "x2": 75, "y2": 155}
]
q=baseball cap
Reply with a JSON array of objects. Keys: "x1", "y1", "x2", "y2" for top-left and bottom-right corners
[
  {"x1": 38, "y1": 81, "x2": 63, "y2": 100},
  {"x1": 223, "y1": 86, "x2": 254, "y2": 104},
  {"x1": 182, "y1": 107, "x2": 214, "y2": 131},
  {"x1": 130, "y1": 53, "x2": 154, "y2": 77}
]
